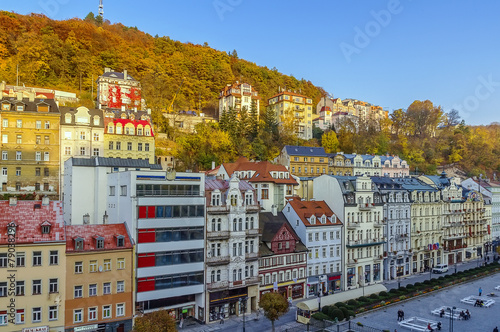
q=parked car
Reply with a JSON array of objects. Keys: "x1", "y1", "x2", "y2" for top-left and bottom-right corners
[{"x1": 432, "y1": 264, "x2": 448, "y2": 273}]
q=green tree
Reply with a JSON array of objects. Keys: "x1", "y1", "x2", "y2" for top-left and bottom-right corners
[
  {"x1": 260, "y1": 292, "x2": 289, "y2": 332},
  {"x1": 321, "y1": 130, "x2": 339, "y2": 153},
  {"x1": 133, "y1": 310, "x2": 177, "y2": 332}
]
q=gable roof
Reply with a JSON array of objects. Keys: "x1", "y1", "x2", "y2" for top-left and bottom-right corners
[
  {"x1": 259, "y1": 212, "x2": 308, "y2": 252},
  {"x1": 286, "y1": 198, "x2": 342, "y2": 227},
  {"x1": 205, "y1": 178, "x2": 254, "y2": 192},
  {"x1": 65, "y1": 223, "x2": 133, "y2": 252},
  {"x1": 221, "y1": 157, "x2": 298, "y2": 185},
  {"x1": 69, "y1": 156, "x2": 162, "y2": 169},
  {"x1": 0, "y1": 200, "x2": 65, "y2": 245}
]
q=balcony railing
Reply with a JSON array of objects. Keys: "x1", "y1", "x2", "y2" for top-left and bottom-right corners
[
  {"x1": 374, "y1": 220, "x2": 385, "y2": 227},
  {"x1": 206, "y1": 255, "x2": 230, "y2": 266},
  {"x1": 207, "y1": 280, "x2": 229, "y2": 290},
  {"x1": 443, "y1": 233, "x2": 466, "y2": 240},
  {"x1": 207, "y1": 205, "x2": 230, "y2": 213},
  {"x1": 359, "y1": 203, "x2": 375, "y2": 211},
  {"x1": 346, "y1": 238, "x2": 384, "y2": 247},
  {"x1": 245, "y1": 229, "x2": 259, "y2": 237},
  {"x1": 137, "y1": 189, "x2": 203, "y2": 197},
  {"x1": 207, "y1": 231, "x2": 230, "y2": 240},
  {"x1": 346, "y1": 222, "x2": 360, "y2": 229}
]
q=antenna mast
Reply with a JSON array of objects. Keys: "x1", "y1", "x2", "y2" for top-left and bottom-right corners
[{"x1": 98, "y1": 0, "x2": 104, "y2": 18}]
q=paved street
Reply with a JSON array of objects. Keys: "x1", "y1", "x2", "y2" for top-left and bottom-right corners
[{"x1": 181, "y1": 255, "x2": 498, "y2": 332}]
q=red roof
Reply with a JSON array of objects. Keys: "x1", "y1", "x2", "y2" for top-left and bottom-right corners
[
  {"x1": 65, "y1": 223, "x2": 133, "y2": 252},
  {"x1": 287, "y1": 197, "x2": 341, "y2": 227},
  {"x1": 111, "y1": 118, "x2": 155, "y2": 137},
  {"x1": 0, "y1": 200, "x2": 65, "y2": 245},
  {"x1": 222, "y1": 157, "x2": 298, "y2": 185}
]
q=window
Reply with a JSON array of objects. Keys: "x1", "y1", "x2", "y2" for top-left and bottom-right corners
[
  {"x1": 16, "y1": 167, "x2": 21, "y2": 176},
  {"x1": 127, "y1": 142, "x2": 132, "y2": 150},
  {"x1": 1, "y1": 168, "x2": 6, "y2": 176},
  {"x1": 93, "y1": 148, "x2": 99, "y2": 156},
  {"x1": 49, "y1": 279, "x2": 58, "y2": 293},
  {"x1": 74, "y1": 285, "x2": 83, "y2": 298},
  {"x1": 2, "y1": 151, "x2": 7, "y2": 160},
  {"x1": 89, "y1": 283, "x2": 97, "y2": 297},
  {"x1": 33, "y1": 251, "x2": 42, "y2": 266},
  {"x1": 117, "y1": 281, "x2": 124, "y2": 293},
  {"x1": 75, "y1": 261, "x2": 83, "y2": 274},
  {"x1": 116, "y1": 142, "x2": 121, "y2": 150},
  {"x1": 64, "y1": 146, "x2": 71, "y2": 155},
  {"x1": 44, "y1": 121, "x2": 50, "y2": 129},
  {"x1": 44, "y1": 168, "x2": 49, "y2": 176},
  {"x1": 48, "y1": 306, "x2": 58, "y2": 321},
  {"x1": 0, "y1": 310, "x2": 6, "y2": 325},
  {"x1": 35, "y1": 167, "x2": 41, "y2": 176},
  {"x1": 16, "y1": 252, "x2": 25, "y2": 267},
  {"x1": 44, "y1": 152, "x2": 49, "y2": 161},
  {"x1": 104, "y1": 259, "x2": 111, "y2": 271},
  {"x1": 96, "y1": 237, "x2": 104, "y2": 249},
  {"x1": 109, "y1": 186, "x2": 115, "y2": 196},
  {"x1": 16, "y1": 134, "x2": 22, "y2": 144},
  {"x1": 103, "y1": 282, "x2": 111, "y2": 295},
  {"x1": 93, "y1": 133, "x2": 99, "y2": 141},
  {"x1": 262, "y1": 189, "x2": 269, "y2": 199},
  {"x1": 90, "y1": 260, "x2": 97, "y2": 272},
  {"x1": 80, "y1": 147, "x2": 86, "y2": 156},
  {"x1": 145, "y1": 143, "x2": 150, "y2": 151},
  {"x1": 120, "y1": 185, "x2": 127, "y2": 196},
  {"x1": 88, "y1": 307, "x2": 97, "y2": 321},
  {"x1": 117, "y1": 236, "x2": 125, "y2": 247},
  {"x1": 103, "y1": 305, "x2": 111, "y2": 319},
  {"x1": 17, "y1": 119, "x2": 22, "y2": 128},
  {"x1": 16, "y1": 309, "x2": 24, "y2": 324},
  {"x1": 109, "y1": 141, "x2": 114, "y2": 150},
  {"x1": 74, "y1": 309, "x2": 83, "y2": 323},
  {"x1": 36, "y1": 120, "x2": 41, "y2": 129},
  {"x1": 0, "y1": 282, "x2": 7, "y2": 297},
  {"x1": 16, "y1": 151, "x2": 22, "y2": 160},
  {"x1": 117, "y1": 258, "x2": 125, "y2": 269},
  {"x1": 138, "y1": 143, "x2": 142, "y2": 151},
  {"x1": 49, "y1": 251, "x2": 58, "y2": 265},
  {"x1": 1, "y1": 134, "x2": 7, "y2": 144},
  {"x1": 16, "y1": 281, "x2": 25, "y2": 295},
  {"x1": 44, "y1": 136, "x2": 49, "y2": 144},
  {"x1": 116, "y1": 303, "x2": 125, "y2": 317},
  {"x1": 2, "y1": 119, "x2": 7, "y2": 127}
]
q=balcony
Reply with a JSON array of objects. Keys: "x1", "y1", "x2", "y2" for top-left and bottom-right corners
[
  {"x1": 245, "y1": 204, "x2": 260, "y2": 213},
  {"x1": 347, "y1": 259, "x2": 357, "y2": 265},
  {"x1": 207, "y1": 231, "x2": 230, "y2": 240},
  {"x1": 245, "y1": 228, "x2": 259, "y2": 237},
  {"x1": 207, "y1": 205, "x2": 230, "y2": 214},
  {"x1": 245, "y1": 252, "x2": 259, "y2": 261},
  {"x1": 346, "y1": 222, "x2": 360, "y2": 229},
  {"x1": 346, "y1": 238, "x2": 385, "y2": 248},
  {"x1": 206, "y1": 255, "x2": 230, "y2": 266},
  {"x1": 374, "y1": 220, "x2": 385, "y2": 227},
  {"x1": 443, "y1": 233, "x2": 466, "y2": 240},
  {"x1": 207, "y1": 280, "x2": 229, "y2": 291},
  {"x1": 136, "y1": 189, "x2": 203, "y2": 197},
  {"x1": 359, "y1": 203, "x2": 375, "y2": 211},
  {"x1": 395, "y1": 234, "x2": 409, "y2": 241}
]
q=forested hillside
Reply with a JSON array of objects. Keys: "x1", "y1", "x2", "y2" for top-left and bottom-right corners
[
  {"x1": 0, "y1": 11, "x2": 324, "y2": 113},
  {"x1": 1, "y1": 11, "x2": 499, "y2": 178}
]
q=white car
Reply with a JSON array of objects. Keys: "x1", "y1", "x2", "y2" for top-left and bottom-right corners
[{"x1": 432, "y1": 264, "x2": 449, "y2": 274}]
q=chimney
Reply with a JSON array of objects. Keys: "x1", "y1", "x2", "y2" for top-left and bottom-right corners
[
  {"x1": 9, "y1": 197, "x2": 17, "y2": 206},
  {"x1": 104, "y1": 67, "x2": 111, "y2": 73},
  {"x1": 212, "y1": 161, "x2": 216, "y2": 170},
  {"x1": 103, "y1": 211, "x2": 108, "y2": 224},
  {"x1": 121, "y1": 105, "x2": 126, "y2": 112},
  {"x1": 29, "y1": 92, "x2": 35, "y2": 102},
  {"x1": 123, "y1": 69, "x2": 127, "y2": 80},
  {"x1": 271, "y1": 204, "x2": 277, "y2": 217},
  {"x1": 42, "y1": 196, "x2": 49, "y2": 206},
  {"x1": 16, "y1": 92, "x2": 23, "y2": 101}
]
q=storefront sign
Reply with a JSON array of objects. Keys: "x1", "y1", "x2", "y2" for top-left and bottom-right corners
[
  {"x1": 74, "y1": 325, "x2": 98, "y2": 332},
  {"x1": 22, "y1": 327, "x2": 49, "y2": 332}
]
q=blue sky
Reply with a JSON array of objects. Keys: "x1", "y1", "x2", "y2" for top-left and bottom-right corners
[{"x1": 3, "y1": 0, "x2": 500, "y2": 125}]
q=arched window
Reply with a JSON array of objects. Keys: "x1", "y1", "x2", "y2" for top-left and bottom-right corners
[
  {"x1": 211, "y1": 270, "x2": 216, "y2": 283},
  {"x1": 233, "y1": 218, "x2": 237, "y2": 232}
]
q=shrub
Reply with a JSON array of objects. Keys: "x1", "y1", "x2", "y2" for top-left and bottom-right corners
[
  {"x1": 340, "y1": 306, "x2": 350, "y2": 320},
  {"x1": 414, "y1": 282, "x2": 421, "y2": 287},
  {"x1": 348, "y1": 299, "x2": 358, "y2": 306},
  {"x1": 399, "y1": 286, "x2": 407, "y2": 292},
  {"x1": 358, "y1": 296, "x2": 369, "y2": 303},
  {"x1": 379, "y1": 291, "x2": 388, "y2": 297},
  {"x1": 369, "y1": 293, "x2": 379, "y2": 299},
  {"x1": 406, "y1": 284, "x2": 414, "y2": 290},
  {"x1": 349, "y1": 310, "x2": 355, "y2": 318},
  {"x1": 327, "y1": 306, "x2": 338, "y2": 318},
  {"x1": 331, "y1": 309, "x2": 344, "y2": 321},
  {"x1": 322, "y1": 306, "x2": 330, "y2": 315},
  {"x1": 312, "y1": 312, "x2": 330, "y2": 321},
  {"x1": 335, "y1": 302, "x2": 347, "y2": 308}
]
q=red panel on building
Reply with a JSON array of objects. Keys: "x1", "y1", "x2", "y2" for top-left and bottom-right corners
[
  {"x1": 147, "y1": 206, "x2": 156, "y2": 218},
  {"x1": 137, "y1": 277, "x2": 155, "y2": 292},
  {"x1": 138, "y1": 206, "x2": 147, "y2": 219},
  {"x1": 138, "y1": 253, "x2": 155, "y2": 268},
  {"x1": 138, "y1": 229, "x2": 156, "y2": 243}
]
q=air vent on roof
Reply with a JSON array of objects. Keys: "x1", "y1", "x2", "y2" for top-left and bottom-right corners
[{"x1": 34, "y1": 204, "x2": 41, "y2": 209}]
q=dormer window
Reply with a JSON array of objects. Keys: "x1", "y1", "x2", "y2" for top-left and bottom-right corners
[
  {"x1": 74, "y1": 237, "x2": 84, "y2": 250},
  {"x1": 116, "y1": 235, "x2": 125, "y2": 247},
  {"x1": 211, "y1": 192, "x2": 221, "y2": 206},
  {"x1": 245, "y1": 192, "x2": 253, "y2": 205},
  {"x1": 321, "y1": 216, "x2": 327, "y2": 224},
  {"x1": 310, "y1": 215, "x2": 316, "y2": 224},
  {"x1": 1, "y1": 103, "x2": 10, "y2": 111},
  {"x1": 95, "y1": 236, "x2": 105, "y2": 249},
  {"x1": 65, "y1": 114, "x2": 72, "y2": 123},
  {"x1": 41, "y1": 221, "x2": 51, "y2": 234},
  {"x1": 108, "y1": 124, "x2": 114, "y2": 134}
]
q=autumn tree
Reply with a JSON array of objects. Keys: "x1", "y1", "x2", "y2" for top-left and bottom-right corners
[
  {"x1": 321, "y1": 130, "x2": 339, "y2": 153},
  {"x1": 134, "y1": 310, "x2": 177, "y2": 332},
  {"x1": 260, "y1": 292, "x2": 289, "y2": 332}
]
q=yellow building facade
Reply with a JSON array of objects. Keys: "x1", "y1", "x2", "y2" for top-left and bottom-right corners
[
  {"x1": 0, "y1": 199, "x2": 66, "y2": 332},
  {"x1": 268, "y1": 91, "x2": 314, "y2": 140},
  {"x1": 0, "y1": 95, "x2": 60, "y2": 198}
]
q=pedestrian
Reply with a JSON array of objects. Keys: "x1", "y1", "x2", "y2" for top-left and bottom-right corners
[
  {"x1": 437, "y1": 321, "x2": 442, "y2": 330},
  {"x1": 493, "y1": 327, "x2": 498, "y2": 332},
  {"x1": 401, "y1": 310, "x2": 405, "y2": 321},
  {"x1": 479, "y1": 287, "x2": 483, "y2": 296},
  {"x1": 427, "y1": 322, "x2": 434, "y2": 332},
  {"x1": 220, "y1": 312, "x2": 224, "y2": 324},
  {"x1": 439, "y1": 308, "x2": 445, "y2": 318},
  {"x1": 179, "y1": 317, "x2": 184, "y2": 329},
  {"x1": 397, "y1": 310, "x2": 401, "y2": 321}
]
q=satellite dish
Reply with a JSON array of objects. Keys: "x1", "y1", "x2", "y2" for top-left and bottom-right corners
[
  {"x1": 98, "y1": 265, "x2": 103, "y2": 272},
  {"x1": 166, "y1": 167, "x2": 176, "y2": 181}
]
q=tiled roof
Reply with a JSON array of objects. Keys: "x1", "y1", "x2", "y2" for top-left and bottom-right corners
[
  {"x1": 100, "y1": 71, "x2": 137, "y2": 81},
  {"x1": 284, "y1": 145, "x2": 328, "y2": 157},
  {"x1": 392, "y1": 177, "x2": 437, "y2": 191},
  {"x1": 66, "y1": 223, "x2": 133, "y2": 252},
  {"x1": 222, "y1": 157, "x2": 298, "y2": 185},
  {"x1": 0, "y1": 97, "x2": 59, "y2": 113},
  {"x1": 268, "y1": 91, "x2": 309, "y2": 100},
  {"x1": 205, "y1": 178, "x2": 254, "y2": 191},
  {"x1": 286, "y1": 198, "x2": 341, "y2": 227},
  {"x1": 0, "y1": 200, "x2": 65, "y2": 245},
  {"x1": 70, "y1": 157, "x2": 162, "y2": 169},
  {"x1": 259, "y1": 212, "x2": 308, "y2": 254}
]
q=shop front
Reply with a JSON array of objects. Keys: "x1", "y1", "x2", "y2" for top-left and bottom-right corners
[
  {"x1": 327, "y1": 273, "x2": 341, "y2": 293},
  {"x1": 208, "y1": 287, "x2": 247, "y2": 322},
  {"x1": 306, "y1": 276, "x2": 319, "y2": 297},
  {"x1": 259, "y1": 281, "x2": 305, "y2": 300}
]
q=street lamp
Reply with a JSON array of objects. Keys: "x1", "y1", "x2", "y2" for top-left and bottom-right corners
[
  {"x1": 317, "y1": 293, "x2": 321, "y2": 312},
  {"x1": 454, "y1": 252, "x2": 458, "y2": 274},
  {"x1": 447, "y1": 306, "x2": 456, "y2": 332},
  {"x1": 239, "y1": 296, "x2": 247, "y2": 332},
  {"x1": 429, "y1": 258, "x2": 434, "y2": 280}
]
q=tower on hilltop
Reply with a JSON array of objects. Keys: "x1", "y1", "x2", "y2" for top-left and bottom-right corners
[{"x1": 98, "y1": 0, "x2": 104, "y2": 17}]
